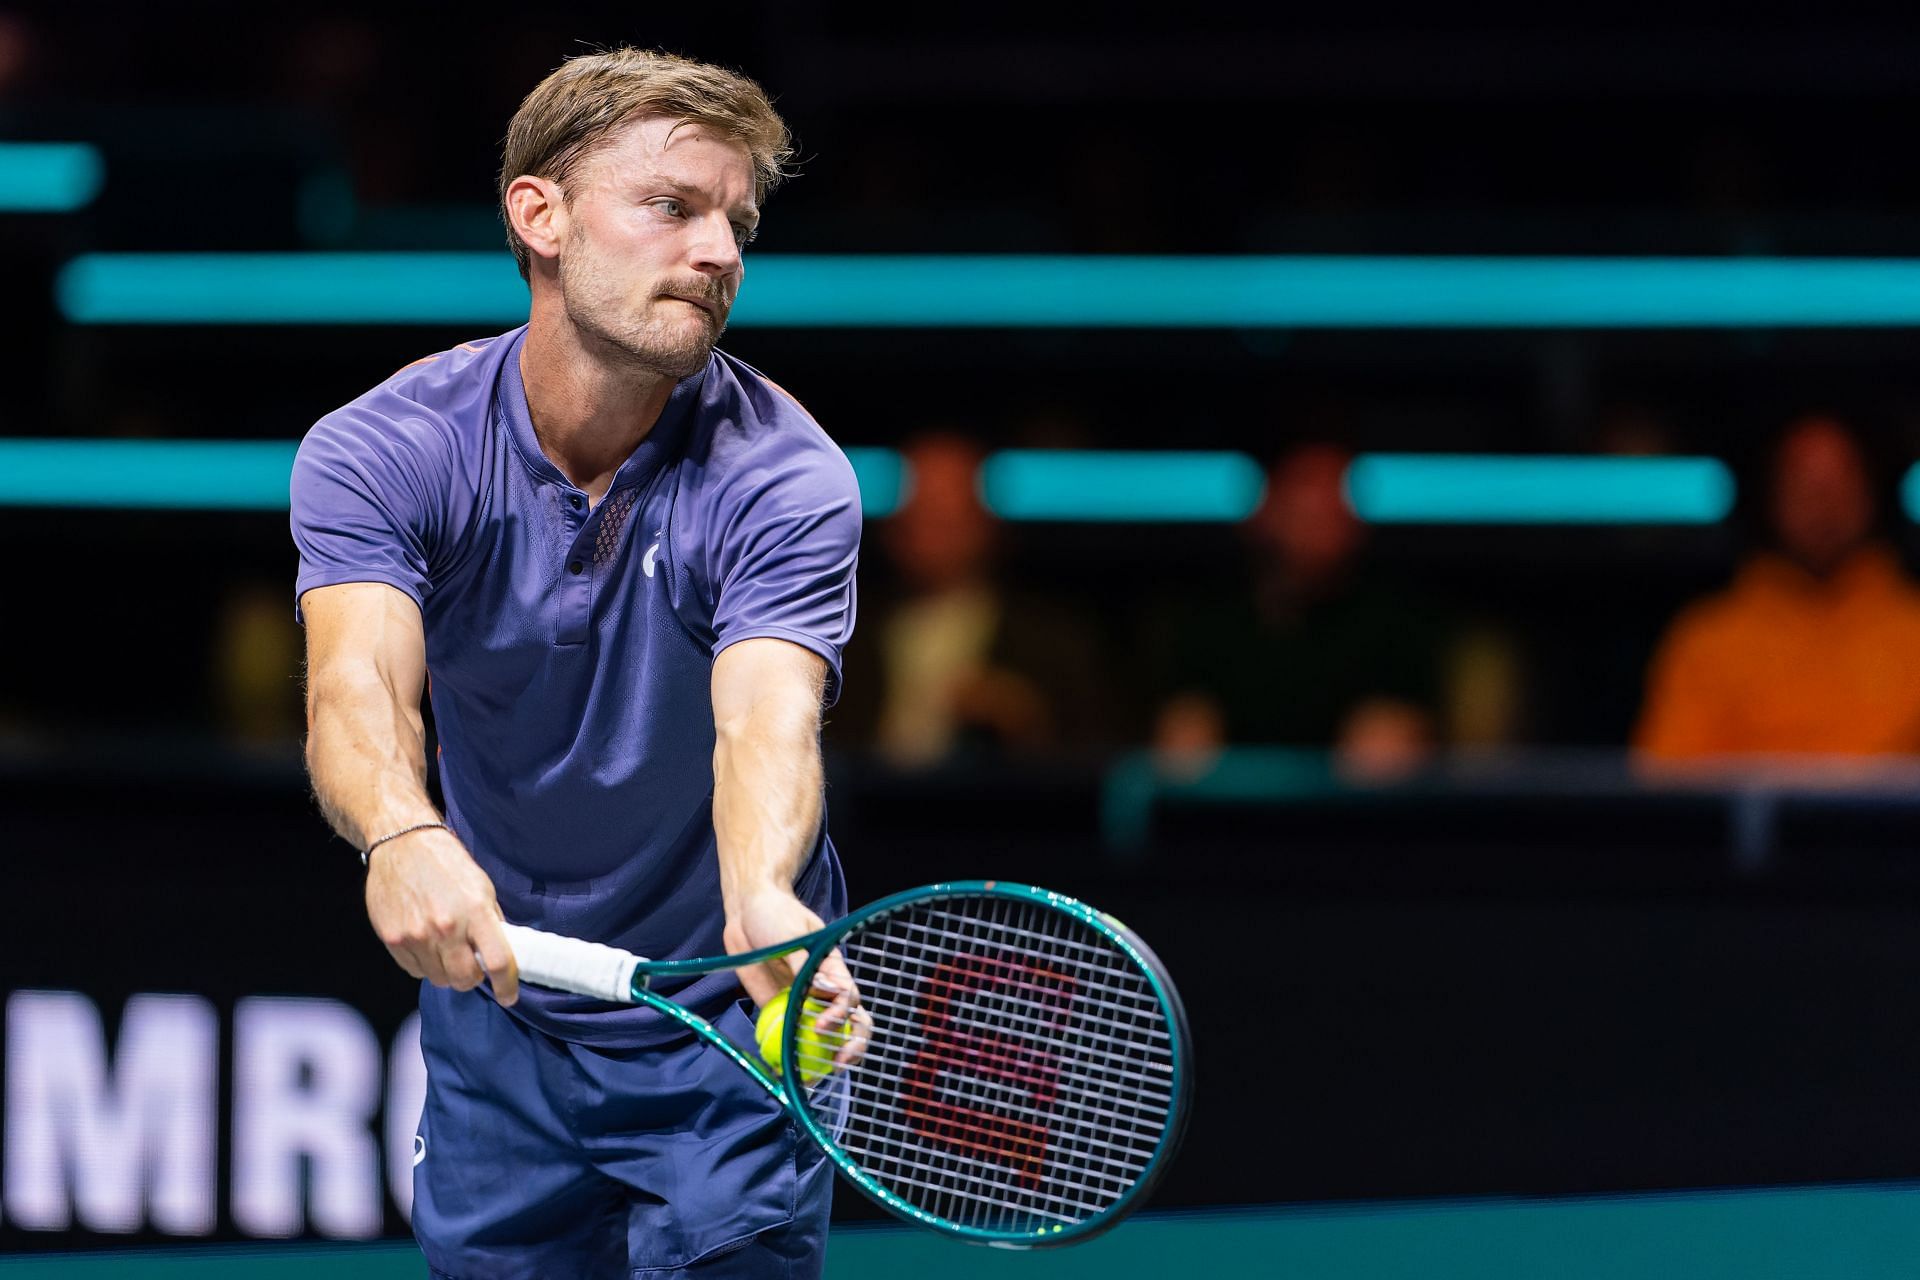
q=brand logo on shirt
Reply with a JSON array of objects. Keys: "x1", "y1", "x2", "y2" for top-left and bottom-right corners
[
  {"x1": 643, "y1": 541, "x2": 662, "y2": 578},
  {"x1": 412, "y1": 1134, "x2": 426, "y2": 1167}
]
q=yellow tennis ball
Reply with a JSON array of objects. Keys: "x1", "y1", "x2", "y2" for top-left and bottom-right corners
[{"x1": 756, "y1": 988, "x2": 847, "y2": 1088}]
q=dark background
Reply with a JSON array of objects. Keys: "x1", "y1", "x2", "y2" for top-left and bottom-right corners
[
  {"x1": 15, "y1": 13, "x2": 1920, "y2": 746},
  {"x1": 8, "y1": 3, "x2": 1920, "y2": 1253}
]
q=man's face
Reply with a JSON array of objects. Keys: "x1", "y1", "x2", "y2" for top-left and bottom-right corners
[
  {"x1": 1771, "y1": 417, "x2": 1874, "y2": 574},
  {"x1": 1250, "y1": 445, "x2": 1363, "y2": 582},
  {"x1": 886, "y1": 436, "x2": 996, "y2": 591},
  {"x1": 553, "y1": 115, "x2": 759, "y2": 378}
]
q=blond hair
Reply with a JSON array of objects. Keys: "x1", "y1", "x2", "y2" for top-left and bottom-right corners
[{"x1": 499, "y1": 48, "x2": 795, "y2": 279}]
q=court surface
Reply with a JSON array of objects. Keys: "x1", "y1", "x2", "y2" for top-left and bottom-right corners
[{"x1": 6, "y1": 1181, "x2": 1919, "y2": 1279}]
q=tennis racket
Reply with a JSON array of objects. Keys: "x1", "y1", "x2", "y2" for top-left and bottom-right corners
[{"x1": 500, "y1": 880, "x2": 1190, "y2": 1248}]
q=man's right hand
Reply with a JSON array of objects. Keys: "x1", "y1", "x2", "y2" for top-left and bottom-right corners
[{"x1": 365, "y1": 826, "x2": 520, "y2": 1005}]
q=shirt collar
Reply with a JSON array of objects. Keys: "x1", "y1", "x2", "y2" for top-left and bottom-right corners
[
  {"x1": 1742, "y1": 543, "x2": 1907, "y2": 599},
  {"x1": 493, "y1": 325, "x2": 709, "y2": 493}
]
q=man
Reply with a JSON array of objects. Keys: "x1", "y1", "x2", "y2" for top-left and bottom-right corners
[
  {"x1": 292, "y1": 49, "x2": 863, "y2": 1278},
  {"x1": 1149, "y1": 444, "x2": 1514, "y2": 780},
  {"x1": 836, "y1": 432, "x2": 1112, "y2": 765},
  {"x1": 1636, "y1": 414, "x2": 1920, "y2": 760}
]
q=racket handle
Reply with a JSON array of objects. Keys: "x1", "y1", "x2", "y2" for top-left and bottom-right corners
[{"x1": 500, "y1": 923, "x2": 643, "y2": 1002}]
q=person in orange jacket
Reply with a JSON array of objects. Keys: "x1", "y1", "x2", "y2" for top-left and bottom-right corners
[{"x1": 1635, "y1": 415, "x2": 1920, "y2": 760}]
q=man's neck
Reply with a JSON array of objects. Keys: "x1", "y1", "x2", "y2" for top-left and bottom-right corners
[
  {"x1": 1773, "y1": 538, "x2": 1879, "y2": 586},
  {"x1": 519, "y1": 307, "x2": 679, "y2": 502}
]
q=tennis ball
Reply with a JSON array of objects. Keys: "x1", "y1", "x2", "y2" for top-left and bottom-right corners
[{"x1": 756, "y1": 988, "x2": 847, "y2": 1088}]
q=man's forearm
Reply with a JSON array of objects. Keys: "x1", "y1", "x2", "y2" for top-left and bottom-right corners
[
  {"x1": 306, "y1": 674, "x2": 441, "y2": 852},
  {"x1": 711, "y1": 698, "x2": 825, "y2": 913}
]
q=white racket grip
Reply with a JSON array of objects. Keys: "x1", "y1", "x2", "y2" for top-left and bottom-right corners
[{"x1": 500, "y1": 924, "x2": 643, "y2": 1002}]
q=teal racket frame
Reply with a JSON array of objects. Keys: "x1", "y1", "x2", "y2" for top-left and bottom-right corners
[{"x1": 619, "y1": 880, "x2": 1191, "y2": 1248}]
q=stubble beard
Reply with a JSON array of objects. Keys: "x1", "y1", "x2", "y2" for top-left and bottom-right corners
[{"x1": 558, "y1": 248, "x2": 725, "y2": 381}]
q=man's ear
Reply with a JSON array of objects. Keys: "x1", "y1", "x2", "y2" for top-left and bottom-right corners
[{"x1": 505, "y1": 175, "x2": 566, "y2": 268}]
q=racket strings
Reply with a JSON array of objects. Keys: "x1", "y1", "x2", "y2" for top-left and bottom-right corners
[
  {"x1": 798, "y1": 893, "x2": 1177, "y2": 1238},
  {"x1": 826, "y1": 971, "x2": 1174, "y2": 1116},
  {"x1": 824, "y1": 951, "x2": 1174, "y2": 1088},
  {"x1": 850, "y1": 919, "x2": 1179, "y2": 1030}
]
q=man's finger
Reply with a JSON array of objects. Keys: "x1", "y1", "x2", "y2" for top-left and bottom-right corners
[
  {"x1": 780, "y1": 949, "x2": 810, "y2": 987},
  {"x1": 736, "y1": 945, "x2": 804, "y2": 1006},
  {"x1": 438, "y1": 939, "x2": 485, "y2": 991},
  {"x1": 811, "y1": 952, "x2": 858, "y2": 1031},
  {"x1": 738, "y1": 961, "x2": 783, "y2": 1009},
  {"x1": 814, "y1": 987, "x2": 854, "y2": 1031},
  {"x1": 835, "y1": 1008, "x2": 872, "y2": 1068},
  {"x1": 810, "y1": 948, "x2": 855, "y2": 997},
  {"x1": 410, "y1": 942, "x2": 454, "y2": 986},
  {"x1": 386, "y1": 944, "x2": 427, "y2": 980},
  {"x1": 389, "y1": 917, "x2": 462, "y2": 987},
  {"x1": 470, "y1": 915, "x2": 519, "y2": 1006}
]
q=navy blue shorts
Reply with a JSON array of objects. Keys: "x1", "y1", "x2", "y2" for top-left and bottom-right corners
[{"x1": 412, "y1": 984, "x2": 834, "y2": 1279}]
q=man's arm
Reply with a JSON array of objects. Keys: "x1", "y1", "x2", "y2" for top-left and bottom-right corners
[
  {"x1": 712, "y1": 638, "x2": 859, "y2": 1031},
  {"x1": 302, "y1": 581, "x2": 518, "y2": 1003}
]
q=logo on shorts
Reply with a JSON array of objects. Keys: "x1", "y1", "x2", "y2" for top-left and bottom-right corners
[
  {"x1": 413, "y1": 1134, "x2": 427, "y2": 1167},
  {"x1": 643, "y1": 542, "x2": 662, "y2": 578}
]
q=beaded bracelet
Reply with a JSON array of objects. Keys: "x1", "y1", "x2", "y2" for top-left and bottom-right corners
[{"x1": 361, "y1": 820, "x2": 449, "y2": 867}]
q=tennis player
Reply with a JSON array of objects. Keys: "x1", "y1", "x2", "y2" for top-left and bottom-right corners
[{"x1": 292, "y1": 49, "x2": 862, "y2": 1278}]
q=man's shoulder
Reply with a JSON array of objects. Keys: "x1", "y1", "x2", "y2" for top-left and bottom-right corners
[
  {"x1": 318, "y1": 329, "x2": 520, "y2": 448},
  {"x1": 701, "y1": 349, "x2": 835, "y2": 446},
  {"x1": 1658, "y1": 564, "x2": 1785, "y2": 659},
  {"x1": 379, "y1": 331, "x2": 517, "y2": 400},
  {"x1": 684, "y1": 350, "x2": 858, "y2": 499},
  {"x1": 294, "y1": 329, "x2": 521, "y2": 521}
]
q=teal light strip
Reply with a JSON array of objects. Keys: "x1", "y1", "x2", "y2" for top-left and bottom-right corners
[
  {"x1": 0, "y1": 142, "x2": 104, "y2": 212},
  {"x1": 58, "y1": 253, "x2": 1920, "y2": 327},
  {"x1": 0, "y1": 439, "x2": 1250, "y2": 523},
  {"x1": 1901, "y1": 464, "x2": 1920, "y2": 522},
  {"x1": 58, "y1": 254, "x2": 526, "y2": 325},
  {"x1": 0, "y1": 439, "x2": 298, "y2": 509},
  {"x1": 1346, "y1": 454, "x2": 1735, "y2": 524},
  {"x1": 0, "y1": 439, "x2": 910, "y2": 517},
  {"x1": 981, "y1": 450, "x2": 1265, "y2": 522},
  {"x1": 0, "y1": 442, "x2": 1739, "y2": 526},
  {"x1": 844, "y1": 446, "x2": 908, "y2": 518}
]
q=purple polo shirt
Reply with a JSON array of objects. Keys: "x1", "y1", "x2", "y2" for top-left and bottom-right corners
[{"x1": 291, "y1": 327, "x2": 856, "y2": 1048}]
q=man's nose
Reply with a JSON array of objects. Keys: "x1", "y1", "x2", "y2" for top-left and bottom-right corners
[{"x1": 690, "y1": 212, "x2": 743, "y2": 277}]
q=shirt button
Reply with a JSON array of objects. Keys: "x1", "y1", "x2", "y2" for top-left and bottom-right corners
[
  {"x1": 568, "y1": 494, "x2": 583, "y2": 510},
  {"x1": 568, "y1": 560, "x2": 585, "y2": 575}
]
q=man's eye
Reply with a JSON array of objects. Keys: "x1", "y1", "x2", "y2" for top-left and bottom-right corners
[
  {"x1": 734, "y1": 225, "x2": 758, "y2": 247},
  {"x1": 655, "y1": 199, "x2": 685, "y2": 217}
]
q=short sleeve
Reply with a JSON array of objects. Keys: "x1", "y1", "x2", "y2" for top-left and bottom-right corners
[
  {"x1": 708, "y1": 449, "x2": 862, "y2": 705},
  {"x1": 289, "y1": 410, "x2": 442, "y2": 619}
]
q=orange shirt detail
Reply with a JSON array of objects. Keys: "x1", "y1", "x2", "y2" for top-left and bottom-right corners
[{"x1": 1635, "y1": 546, "x2": 1920, "y2": 759}]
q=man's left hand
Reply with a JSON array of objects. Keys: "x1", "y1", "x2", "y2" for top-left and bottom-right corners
[{"x1": 724, "y1": 885, "x2": 868, "y2": 1068}]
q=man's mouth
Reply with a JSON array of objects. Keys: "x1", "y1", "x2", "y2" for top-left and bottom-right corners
[{"x1": 663, "y1": 295, "x2": 718, "y2": 319}]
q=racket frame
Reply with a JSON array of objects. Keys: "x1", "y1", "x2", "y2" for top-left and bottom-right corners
[
  {"x1": 517, "y1": 879, "x2": 1192, "y2": 1248},
  {"x1": 780, "y1": 880, "x2": 1191, "y2": 1248}
]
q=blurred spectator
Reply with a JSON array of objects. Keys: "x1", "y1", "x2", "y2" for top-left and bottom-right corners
[
  {"x1": 835, "y1": 433, "x2": 1110, "y2": 766},
  {"x1": 0, "y1": 13, "x2": 33, "y2": 97},
  {"x1": 210, "y1": 581, "x2": 305, "y2": 749},
  {"x1": 1149, "y1": 444, "x2": 1520, "y2": 780},
  {"x1": 1635, "y1": 415, "x2": 1920, "y2": 760}
]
